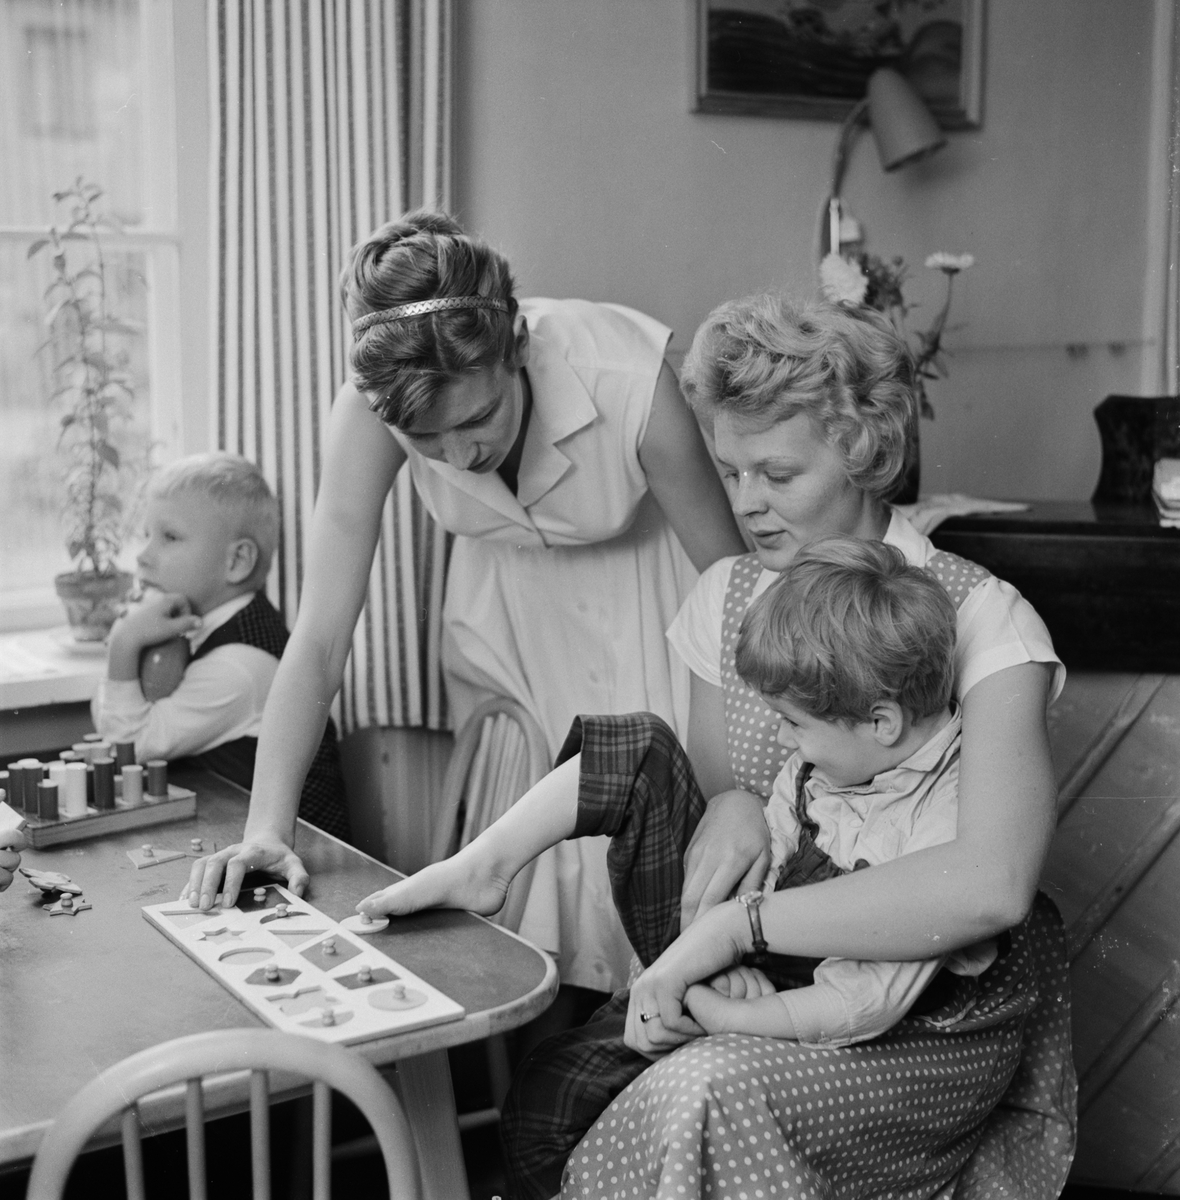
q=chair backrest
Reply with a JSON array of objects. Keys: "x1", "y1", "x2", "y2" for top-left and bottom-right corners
[
  {"x1": 26, "y1": 1028, "x2": 422, "y2": 1200},
  {"x1": 431, "y1": 697, "x2": 552, "y2": 930}
]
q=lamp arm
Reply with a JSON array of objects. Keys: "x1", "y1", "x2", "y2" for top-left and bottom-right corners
[{"x1": 829, "y1": 98, "x2": 869, "y2": 199}]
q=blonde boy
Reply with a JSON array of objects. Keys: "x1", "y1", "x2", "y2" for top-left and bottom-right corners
[{"x1": 93, "y1": 452, "x2": 348, "y2": 838}]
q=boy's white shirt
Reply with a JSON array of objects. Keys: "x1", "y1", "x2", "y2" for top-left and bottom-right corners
[
  {"x1": 759, "y1": 708, "x2": 999, "y2": 1047},
  {"x1": 91, "y1": 591, "x2": 279, "y2": 763}
]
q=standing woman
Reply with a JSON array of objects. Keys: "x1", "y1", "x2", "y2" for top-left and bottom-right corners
[{"x1": 184, "y1": 211, "x2": 746, "y2": 994}]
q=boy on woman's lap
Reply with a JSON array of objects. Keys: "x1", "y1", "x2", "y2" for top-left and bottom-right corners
[{"x1": 361, "y1": 534, "x2": 1029, "y2": 1049}]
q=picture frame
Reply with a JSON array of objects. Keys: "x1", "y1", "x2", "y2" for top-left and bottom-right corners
[{"x1": 694, "y1": 0, "x2": 985, "y2": 130}]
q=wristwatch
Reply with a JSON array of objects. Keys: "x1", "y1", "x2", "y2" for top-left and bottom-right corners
[{"x1": 736, "y1": 889, "x2": 768, "y2": 964}]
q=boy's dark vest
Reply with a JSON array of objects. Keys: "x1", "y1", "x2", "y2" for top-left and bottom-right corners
[{"x1": 188, "y1": 593, "x2": 350, "y2": 841}]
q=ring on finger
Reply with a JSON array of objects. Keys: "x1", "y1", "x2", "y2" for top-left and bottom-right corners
[{"x1": 639, "y1": 1010, "x2": 657, "y2": 1024}]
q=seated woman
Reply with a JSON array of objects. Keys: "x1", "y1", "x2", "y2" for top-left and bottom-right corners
[{"x1": 370, "y1": 295, "x2": 1075, "y2": 1200}]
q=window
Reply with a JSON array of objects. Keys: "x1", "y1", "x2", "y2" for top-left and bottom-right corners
[{"x1": 0, "y1": 0, "x2": 181, "y2": 631}]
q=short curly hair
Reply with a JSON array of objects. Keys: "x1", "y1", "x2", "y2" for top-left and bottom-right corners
[
  {"x1": 681, "y1": 294, "x2": 917, "y2": 501},
  {"x1": 341, "y1": 209, "x2": 521, "y2": 430},
  {"x1": 735, "y1": 535, "x2": 956, "y2": 724}
]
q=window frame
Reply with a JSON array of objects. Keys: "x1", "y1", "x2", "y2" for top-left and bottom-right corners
[{"x1": 0, "y1": 0, "x2": 184, "y2": 633}]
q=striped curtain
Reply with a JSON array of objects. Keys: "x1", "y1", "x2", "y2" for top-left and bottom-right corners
[{"x1": 209, "y1": 0, "x2": 453, "y2": 732}]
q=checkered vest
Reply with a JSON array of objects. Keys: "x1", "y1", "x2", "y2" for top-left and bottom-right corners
[{"x1": 191, "y1": 593, "x2": 349, "y2": 840}]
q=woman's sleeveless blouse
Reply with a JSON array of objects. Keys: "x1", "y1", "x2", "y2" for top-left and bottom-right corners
[{"x1": 720, "y1": 550, "x2": 991, "y2": 799}]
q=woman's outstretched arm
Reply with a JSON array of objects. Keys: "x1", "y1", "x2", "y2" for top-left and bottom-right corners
[
  {"x1": 639, "y1": 362, "x2": 747, "y2": 572},
  {"x1": 183, "y1": 384, "x2": 404, "y2": 908}
]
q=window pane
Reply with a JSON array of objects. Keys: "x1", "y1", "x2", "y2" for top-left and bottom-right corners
[
  {"x1": 0, "y1": 0, "x2": 145, "y2": 227},
  {"x1": 0, "y1": 240, "x2": 152, "y2": 597}
]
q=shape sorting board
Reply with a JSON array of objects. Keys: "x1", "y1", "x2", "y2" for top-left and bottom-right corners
[{"x1": 142, "y1": 884, "x2": 466, "y2": 1044}]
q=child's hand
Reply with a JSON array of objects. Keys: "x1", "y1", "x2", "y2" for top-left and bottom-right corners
[
  {"x1": 685, "y1": 979, "x2": 796, "y2": 1039},
  {"x1": 707, "y1": 964, "x2": 777, "y2": 999},
  {"x1": 116, "y1": 591, "x2": 202, "y2": 647},
  {"x1": 0, "y1": 828, "x2": 27, "y2": 892},
  {"x1": 108, "y1": 592, "x2": 202, "y2": 681}
]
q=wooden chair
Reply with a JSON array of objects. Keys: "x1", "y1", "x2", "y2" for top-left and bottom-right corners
[
  {"x1": 431, "y1": 697, "x2": 552, "y2": 933},
  {"x1": 25, "y1": 1028, "x2": 422, "y2": 1200}
]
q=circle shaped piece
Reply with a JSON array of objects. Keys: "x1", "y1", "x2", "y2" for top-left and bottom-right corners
[
  {"x1": 341, "y1": 913, "x2": 390, "y2": 935},
  {"x1": 368, "y1": 984, "x2": 426, "y2": 1011},
  {"x1": 218, "y1": 947, "x2": 274, "y2": 965}
]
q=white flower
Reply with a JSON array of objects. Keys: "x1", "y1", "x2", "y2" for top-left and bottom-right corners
[
  {"x1": 820, "y1": 253, "x2": 869, "y2": 305},
  {"x1": 924, "y1": 251, "x2": 975, "y2": 274}
]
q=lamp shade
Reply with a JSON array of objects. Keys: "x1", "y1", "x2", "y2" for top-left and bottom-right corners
[{"x1": 866, "y1": 67, "x2": 946, "y2": 172}]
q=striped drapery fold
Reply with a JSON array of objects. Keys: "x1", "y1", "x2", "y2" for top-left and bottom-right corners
[{"x1": 209, "y1": 0, "x2": 454, "y2": 732}]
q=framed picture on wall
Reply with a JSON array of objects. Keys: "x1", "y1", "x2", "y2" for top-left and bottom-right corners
[{"x1": 694, "y1": 0, "x2": 985, "y2": 129}]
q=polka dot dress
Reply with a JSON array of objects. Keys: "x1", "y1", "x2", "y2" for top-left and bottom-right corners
[
  {"x1": 720, "y1": 555, "x2": 789, "y2": 800},
  {"x1": 719, "y1": 550, "x2": 991, "y2": 802},
  {"x1": 560, "y1": 898, "x2": 1076, "y2": 1200}
]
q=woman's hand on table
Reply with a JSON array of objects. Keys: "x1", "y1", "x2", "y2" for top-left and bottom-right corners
[
  {"x1": 680, "y1": 789, "x2": 770, "y2": 931},
  {"x1": 181, "y1": 836, "x2": 310, "y2": 909}
]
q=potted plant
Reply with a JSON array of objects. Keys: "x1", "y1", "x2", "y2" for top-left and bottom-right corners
[{"x1": 28, "y1": 180, "x2": 144, "y2": 641}]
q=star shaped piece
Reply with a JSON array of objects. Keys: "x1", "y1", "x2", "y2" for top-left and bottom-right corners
[
  {"x1": 22, "y1": 868, "x2": 84, "y2": 896},
  {"x1": 195, "y1": 926, "x2": 245, "y2": 944},
  {"x1": 45, "y1": 895, "x2": 92, "y2": 917}
]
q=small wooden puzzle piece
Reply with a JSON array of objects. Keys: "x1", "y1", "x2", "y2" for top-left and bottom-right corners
[
  {"x1": 268, "y1": 928, "x2": 327, "y2": 948},
  {"x1": 245, "y1": 964, "x2": 301, "y2": 986},
  {"x1": 159, "y1": 909, "x2": 219, "y2": 930},
  {"x1": 235, "y1": 885, "x2": 284, "y2": 913},
  {"x1": 0, "y1": 800, "x2": 26, "y2": 833},
  {"x1": 127, "y1": 843, "x2": 187, "y2": 869},
  {"x1": 340, "y1": 912, "x2": 390, "y2": 935},
  {"x1": 217, "y1": 947, "x2": 273, "y2": 965},
  {"x1": 44, "y1": 894, "x2": 92, "y2": 917},
  {"x1": 259, "y1": 904, "x2": 309, "y2": 924},
  {"x1": 267, "y1": 986, "x2": 338, "y2": 1017},
  {"x1": 195, "y1": 926, "x2": 245, "y2": 944},
  {"x1": 301, "y1": 1007, "x2": 353, "y2": 1029},
  {"x1": 300, "y1": 935, "x2": 361, "y2": 971},
  {"x1": 21, "y1": 867, "x2": 84, "y2": 896},
  {"x1": 337, "y1": 965, "x2": 396, "y2": 990},
  {"x1": 185, "y1": 838, "x2": 217, "y2": 856},
  {"x1": 368, "y1": 982, "x2": 426, "y2": 1011}
]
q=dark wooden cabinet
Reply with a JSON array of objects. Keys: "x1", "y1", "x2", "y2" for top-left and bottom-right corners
[{"x1": 931, "y1": 502, "x2": 1180, "y2": 673}]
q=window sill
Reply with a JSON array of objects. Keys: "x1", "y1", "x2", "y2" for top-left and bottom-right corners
[
  {"x1": 0, "y1": 626, "x2": 107, "y2": 711},
  {"x1": 0, "y1": 586, "x2": 68, "y2": 635}
]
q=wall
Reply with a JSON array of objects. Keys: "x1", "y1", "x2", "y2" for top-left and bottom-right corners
[{"x1": 453, "y1": 0, "x2": 1162, "y2": 501}]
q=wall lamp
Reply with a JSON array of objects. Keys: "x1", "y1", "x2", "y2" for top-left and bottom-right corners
[{"x1": 820, "y1": 67, "x2": 947, "y2": 261}]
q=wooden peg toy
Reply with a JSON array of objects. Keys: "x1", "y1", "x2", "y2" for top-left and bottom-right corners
[
  {"x1": 45, "y1": 894, "x2": 92, "y2": 917},
  {"x1": 127, "y1": 843, "x2": 187, "y2": 869}
]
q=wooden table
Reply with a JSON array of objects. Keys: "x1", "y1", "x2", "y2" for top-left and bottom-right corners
[{"x1": 0, "y1": 767, "x2": 558, "y2": 1199}]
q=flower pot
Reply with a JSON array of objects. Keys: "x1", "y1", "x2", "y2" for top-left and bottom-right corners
[{"x1": 54, "y1": 570, "x2": 134, "y2": 642}]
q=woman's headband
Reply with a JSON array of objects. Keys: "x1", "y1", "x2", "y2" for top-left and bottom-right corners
[{"x1": 352, "y1": 295, "x2": 509, "y2": 335}]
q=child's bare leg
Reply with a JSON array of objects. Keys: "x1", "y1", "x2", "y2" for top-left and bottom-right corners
[{"x1": 356, "y1": 754, "x2": 581, "y2": 918}]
